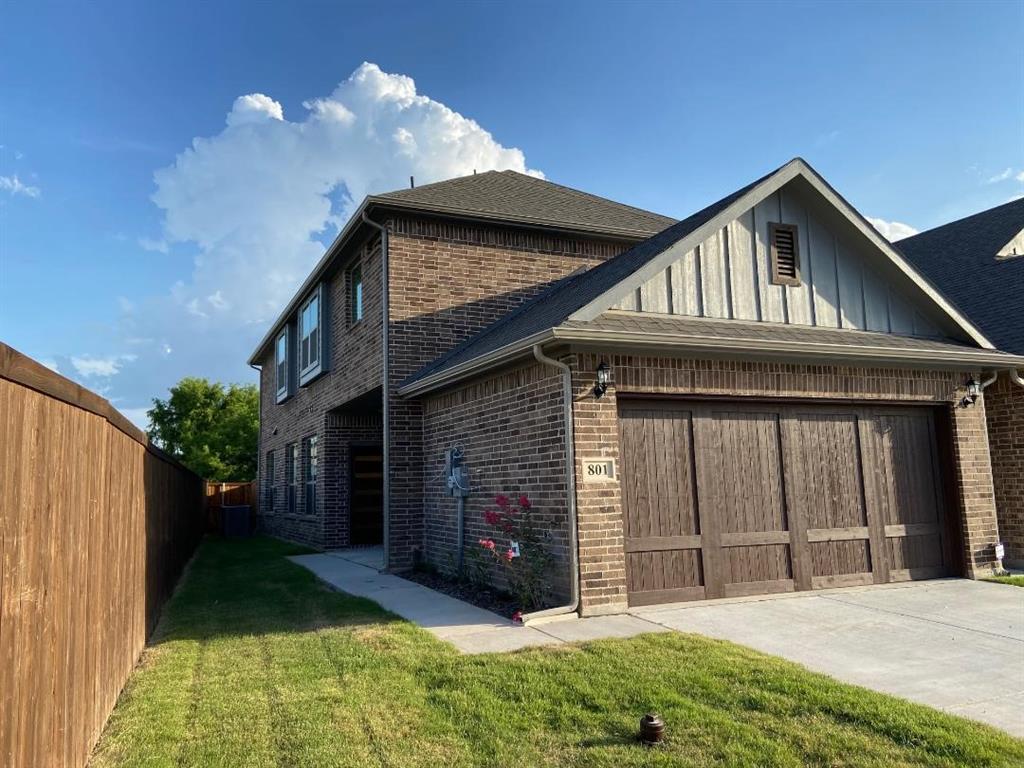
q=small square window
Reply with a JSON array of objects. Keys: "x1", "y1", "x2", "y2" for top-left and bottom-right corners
[{"x1": 770, "y1": 222, "x2": 801, "y2": 286}]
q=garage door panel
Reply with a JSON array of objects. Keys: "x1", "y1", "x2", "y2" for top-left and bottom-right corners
[
  {"x1": 619, "y1": 406, "x2": 698, "y2": 540},
  {"x1": 618, "y1": 398, "x2": 952, "y2": 606},
  {"x1": 790, "y1": 413, "x2": 868, "y2": 530},
  {"x1": 723, "y1": 544, "x2": 792, "y2": 584},
  {"x1": 619, "y1": 404, "x2": 704, "y2": 605},
  {"x1": 625, "y1": 550, "x2": 704, "y2": 603},
  {"x1": 710, "y1": 410, "x2": 788, "y2": 535},
  {"x1": 874, "y1": 412, "x2": 942, "y2": 528},
  {"x1": 809, "y1": 540, "x2": 871, "y2": 579},
  {"x1": 785, "y1": 410, "x2": 876, "y2": 583}
]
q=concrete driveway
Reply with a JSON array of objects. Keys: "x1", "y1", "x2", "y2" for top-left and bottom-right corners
[{"x1": 630, "y1": 579, "x2": 1024, "y2": 737}]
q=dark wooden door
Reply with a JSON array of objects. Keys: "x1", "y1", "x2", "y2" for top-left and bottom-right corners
[
  {"x1": 618, "y1": 399, "x2": 953, "y2": 606},
  {"x1": 349, "y1": 444, "x2": 383, "y2": 546}
]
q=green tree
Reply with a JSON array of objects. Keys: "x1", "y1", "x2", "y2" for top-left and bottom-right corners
[{"x1": 147, "y1": 377, "x2": 259, "y2": 481}]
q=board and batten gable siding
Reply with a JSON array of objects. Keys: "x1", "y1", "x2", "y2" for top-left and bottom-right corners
[{"x1": 615, "y1": 185, "x2": 943, "y2": 338}]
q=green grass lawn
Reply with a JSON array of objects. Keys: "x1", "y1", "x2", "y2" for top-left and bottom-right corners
[
  {"x1": 91, "y1": 537, "x2": 1024, "y2": 768},
  {"x1": 985, "y1": 574, "x2": 1024, "y2": 587}
]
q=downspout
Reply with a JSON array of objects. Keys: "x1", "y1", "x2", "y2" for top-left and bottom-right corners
[
  {"x1": 362, "y1": 212, "x2": 390, "y2": 570},
  {"x1": 1009, "y1": 369, "x2": 1024, "y2": 388},
  {"x1": 522, "y1": 344, "x2": 580, "y2": 623},
  {"x1": 250, "y1": 362, "x2": 262, "y2": 510}
]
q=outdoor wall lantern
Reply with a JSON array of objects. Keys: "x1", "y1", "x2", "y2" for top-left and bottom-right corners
[
  {"x1": 594, "y1": 362, "x2": 612, "y2": 398},
  {"x1": 961, "y1": 377, "x2": 982, "y2": 408}
]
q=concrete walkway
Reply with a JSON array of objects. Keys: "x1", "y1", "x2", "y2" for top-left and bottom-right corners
[
  {"x1": 630, "y1": 579, "x2": 1024, "y2": 737},
  {"x1": 292, "y1": 551, "x2": 666, "y2": 653}
]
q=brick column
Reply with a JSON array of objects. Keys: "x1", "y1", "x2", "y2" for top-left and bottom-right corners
[
  {"x1": 950, "y1": 395, "x2": 1000, "y2": 577},
  {"x1": 985, "y1": 375, "x2": 1024, "y2": 567},
  {"x1": 571, "y1": 353, "x2": 629, "y2": 616}
]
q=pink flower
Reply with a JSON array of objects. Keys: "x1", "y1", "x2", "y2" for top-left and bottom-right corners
[
  {"x1": 479, "y1": 538, "x2": 496, "y2": 550},
  {"x1": 483, "y1": 510, "x2": 501, "y2": 526},
  {"x1": 495, "y1": 494, "x2": 511, "y2": 509},
  {"x1": 504, "y1": 548, "x2": 515, "y2": 562},
  {"x1": 518, "y1": 495, "x2": 531, "y2": 509},
  {"x1": 512, "y1": 610, "x2": 523, "y2": 624}
]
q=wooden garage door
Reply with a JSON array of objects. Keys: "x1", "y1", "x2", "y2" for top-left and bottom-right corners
[{"x1": 619, "y1": 399, "x2": 955, "y2": 606}]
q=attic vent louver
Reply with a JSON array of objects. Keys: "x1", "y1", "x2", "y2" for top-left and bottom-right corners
[{"x1": 770, "y1": 222, "x2": 801, "y2": 286}]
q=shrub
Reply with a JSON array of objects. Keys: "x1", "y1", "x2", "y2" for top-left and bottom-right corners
[{"x1": 478, "y1": 494, "x2": 554, "y2": 612}]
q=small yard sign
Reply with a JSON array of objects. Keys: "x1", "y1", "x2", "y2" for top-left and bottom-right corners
[{"x1": 581, "y1": 457, "x2": 616, "y2": 482}]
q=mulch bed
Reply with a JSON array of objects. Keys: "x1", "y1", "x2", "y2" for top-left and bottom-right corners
[{"x1": 400, "y1": 570, "x2": 521, "y2": 620}]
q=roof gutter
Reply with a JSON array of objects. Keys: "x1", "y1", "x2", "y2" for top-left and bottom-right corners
[
  {"x1": 398, "y1": 325, "x2": 1024, "y2": 399},
  {"x1": 551, "y1": 326, "x2": 1024, "y2": 368}
]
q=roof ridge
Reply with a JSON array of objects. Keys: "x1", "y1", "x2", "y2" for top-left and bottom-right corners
[
  {"x1": 375, "y1": 169, "x2": 502, "y2": 197},
  {"x1": 496, "y1": 170, "x2": 675, "y2": 224}
]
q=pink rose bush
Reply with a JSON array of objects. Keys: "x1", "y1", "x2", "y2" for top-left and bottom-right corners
[{"x1": 478, "y1": 493, "x2": 554, "y2": 612}]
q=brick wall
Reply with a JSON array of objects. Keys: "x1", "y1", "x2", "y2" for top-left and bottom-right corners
[
  {"x1": 257, "y1": 236, "x2": 383, "y2": 549},
  {"x1": 385, "y1": 215, "x2": 630, "y2": 569},
  {"x1": 985, "y1": 374, "x2": 1024, "y2": 565},
  {"x1": 421, "y1": 362, "x2": 571, "y2": 601},
  {"x1": 568, "y1": 352, "x2": 1001, "y2": 615}
]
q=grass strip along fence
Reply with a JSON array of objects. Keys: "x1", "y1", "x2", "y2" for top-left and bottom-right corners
[{"x1": 0, "y1": 342, "x2": 205, "y2": 768}]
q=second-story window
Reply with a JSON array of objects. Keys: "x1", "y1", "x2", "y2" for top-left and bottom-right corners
[
  {"x1": 298, "y1": 283, "x2": 329, "y2": 385},
  {"x1": 299, "y1": 292, "x2": 320, "y2": 373},
  {"x1": 350, "y1": 263, "x2": 363, "y2": 324},
  {"x1": 275, "y1": 329, "x2": 289, "y2": 403}
]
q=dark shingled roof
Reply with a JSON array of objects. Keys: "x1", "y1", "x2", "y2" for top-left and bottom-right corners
[
  {"x1": 898, "y1": 198, "x2": 1024, "y2": 354},
  {"x1": 402, "y1": 164, "x2": 780, "y2": 387},
  {"x1": 372, "y1": 170, "x2": 676, "y2": 238},
  {"x1": 564, "y1": 313, "x2": 1013, "y2": 358}
]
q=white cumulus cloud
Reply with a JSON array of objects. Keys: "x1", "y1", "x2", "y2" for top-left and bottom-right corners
[
  {"x1": 0, "y1": 174, "x2": 40, "y2": 198},
  {"x1": 867, "y1": 217, "x2": 919, "y2": 242},
  {"x1": 104, "y1": 62, "x2": 542, "y2": 409},
  {"x1": 71, "y1": 353, "x2": 138, "y2": 378}
]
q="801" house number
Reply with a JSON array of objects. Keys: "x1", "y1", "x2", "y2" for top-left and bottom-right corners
[{"x1": 581, "y1": 458, "x2": 616, "y2": 482}]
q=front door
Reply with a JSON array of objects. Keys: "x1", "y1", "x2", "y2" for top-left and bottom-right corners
[{"x1": 349, "y1": 444, "x2": 383, "y2": 546}]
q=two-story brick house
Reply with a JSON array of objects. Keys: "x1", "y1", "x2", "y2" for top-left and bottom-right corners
[
  {"x1": 248, "y1": 170, "x2": 675, "y2": 553},
  {"x1": 251, "y1": 159, "x2": 1022, "y2": 618}
]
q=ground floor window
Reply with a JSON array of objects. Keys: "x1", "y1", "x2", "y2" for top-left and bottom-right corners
[
  {"x1": 286, "y1": 443, "x2": 298, "y2": 515},
  {"x1": 264, "y1": 450, "x2": 275, "y2": 513},
  {"x1": 304, "y1": 435, "x2": 318, "y2": 514}
]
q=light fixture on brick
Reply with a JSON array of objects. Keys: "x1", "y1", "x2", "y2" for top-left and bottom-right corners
[{"x1": 594, "y1": 362, "x2": 611, "y2": 398}]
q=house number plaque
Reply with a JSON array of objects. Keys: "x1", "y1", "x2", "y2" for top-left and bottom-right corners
[{"x1": 581, "y1": 458, "x2": 616, "y2": 482}]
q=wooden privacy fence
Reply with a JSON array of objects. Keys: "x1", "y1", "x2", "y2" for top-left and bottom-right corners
[
  {"x1": 204, "y1": 480, "x2": 257, "y2": 531},
  {"x1": 0, "y1": 342, "x2": 205, "y2": 768}
]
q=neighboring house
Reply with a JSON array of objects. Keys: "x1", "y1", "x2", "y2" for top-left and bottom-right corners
[
  {"x1": 899, "y1": 199, "x2": 1024, "y2": 568},
  {"x1": 250, "y1": 159, "x2": 1022, "y2": 617}
]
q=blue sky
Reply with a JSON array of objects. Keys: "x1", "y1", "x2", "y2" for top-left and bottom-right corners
[{"x1": 1, "y1": 0, "x2": 1021, "y2": 428}]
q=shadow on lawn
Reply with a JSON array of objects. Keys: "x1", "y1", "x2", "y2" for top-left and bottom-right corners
[{"x1": 149, "y1": 535, "x2": 407, "y2": 643}]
